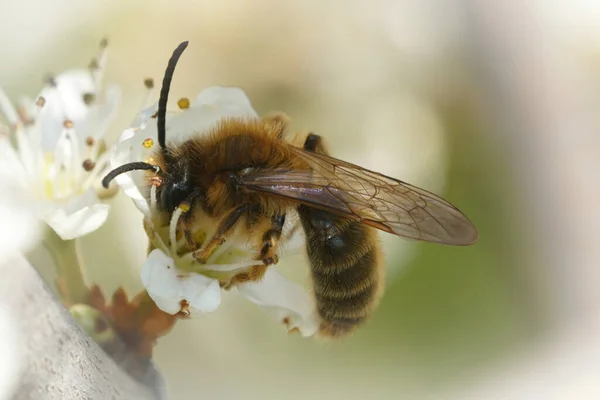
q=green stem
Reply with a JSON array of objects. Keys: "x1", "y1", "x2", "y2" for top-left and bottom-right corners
[{"x1": 43, "y1": 228, "x2": 89, "y2": 304}]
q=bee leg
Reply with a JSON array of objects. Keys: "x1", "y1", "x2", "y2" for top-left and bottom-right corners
[
  {"x1": 193, "y1": 204, "x2": 249, "y2": 263},
  {"x1": 303, "y1": 133, "x2": 328, "y2": 153},
  {"x1": 259, "y1": 214, "x2": 285, "y2": 266},
  {"x1": 222, "y1": 264, "x2": 268, "y2": 289},
  {"x1": 262, "y1": 112, "x2": 291, "y2": 140}
]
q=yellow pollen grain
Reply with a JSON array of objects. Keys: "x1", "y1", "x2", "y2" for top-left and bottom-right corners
[
  {"x1": 63, "y1": 120, "x2": 74, "y2": 129},
  {"x1": 142, "y1": 138, "x2": 154, "y2": 149},
  {"x1": 177, "y1": 97, "x2": 190, "y2": 109},
  {"x1": 178, "y1": 203, "x2": 191, "y2": 213}
]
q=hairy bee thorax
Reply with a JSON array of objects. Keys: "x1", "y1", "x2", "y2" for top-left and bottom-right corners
[{"x1": 148, "y1": 116, "x2": 302, "y2": 217}]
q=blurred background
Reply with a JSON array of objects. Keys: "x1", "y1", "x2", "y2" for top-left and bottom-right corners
[{"x1": 1, "y1": 0, "x2": 599, "y2": 399}]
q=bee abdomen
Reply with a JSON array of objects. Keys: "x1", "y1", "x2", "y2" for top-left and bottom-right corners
[{"x1": 298, "y1": 206, "x2": 383, "y2": 338}]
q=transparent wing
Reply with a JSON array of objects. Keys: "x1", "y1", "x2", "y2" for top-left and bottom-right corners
[{"x1": 240, "y1": 147, "x2": 478, "y2": 245}]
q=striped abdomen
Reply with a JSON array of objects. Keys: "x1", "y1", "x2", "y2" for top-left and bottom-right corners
[{"x1": 297, "y1": 206, "x2": 384, "y2": 338}]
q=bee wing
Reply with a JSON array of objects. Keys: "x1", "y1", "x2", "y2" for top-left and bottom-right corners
[{"x1": 239, "y1": 147, "x2": 478, "y2": 246}]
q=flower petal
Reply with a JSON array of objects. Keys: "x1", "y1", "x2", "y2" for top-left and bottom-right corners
[
  {"x1": 141, "y1": 249, "x2": 222, "y2": 315},
  {"x1": 237, "y1": 267, "x2": 319, "y2": 336},
  {"x1": 0, "y1": 176, "x2": 42, "y2": 258},
  {"x1": 192, "y1": 86, "x2": 259, "y2": 117},
  {"x1": 109, "y1": 128, "x2": 152, "y2": 216},
  {"x1": 181, "y1": 275, "x2": 222, "y2": 314},
  {"x1": 43, "y1": 188, "x2": 110, "y2": 240},
  {"x1": 0, "y1": 136, "x2": 29, "y2": 185}
]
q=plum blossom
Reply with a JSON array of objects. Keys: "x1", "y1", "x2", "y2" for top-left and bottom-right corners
[
  {"x1": 110, "y1": 86, "x2": 319, "y2": 336},
  {"x1": 0, "y1": 40, "x2": 120, "y2": 240}
]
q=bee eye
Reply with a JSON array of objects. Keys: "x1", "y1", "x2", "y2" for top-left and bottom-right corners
[{"x1": 160, "y1": 180, "x2": 193, "y2": 212}]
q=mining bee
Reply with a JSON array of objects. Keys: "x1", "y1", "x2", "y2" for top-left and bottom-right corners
[{"x1": 103, "y1": 41, "x2": 478, "y2": 338}]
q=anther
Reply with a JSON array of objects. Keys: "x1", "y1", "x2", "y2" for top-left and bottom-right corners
[
  {"x1": 177, "y1": 97, "x2": 190, "y2": 110},
  {"x1": 179, "y1": 202, "x2": 191, "y2": 213},
  {"x1": 36, "y1": 96, "x2": 46, "y2": 108},
  {"x1": 82, "y1": 159, "x2": 96, "y2": 171},
  {"x1": 46, "y1": 76, "x2": 57, "y2": 87},
  {"x1": 144, "y1": 78, "x2": 154, "y2": 89},
  {"x1": 85, "y1": 136, "x2": 95, "y2": 147},
  {"x1": 142, "y1": 138, "x2": 154, "y2": 148},
  {"x1": 99, "y1": 37, "x2": 108, "y2": 49},
  {"x1": 88, "y1": 59, "x2": 99, "y2": 70},
  {"x1": 82, "y1": 92, "x2": 96, "y2": 105},
  {"x1": 63, "y1": 120, "x2": 74, "y2": 129},
  {"x1": 179, "y1": 300, "x2": 191, "y2": 316}
]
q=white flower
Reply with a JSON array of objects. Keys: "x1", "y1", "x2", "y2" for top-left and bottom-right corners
[
  {"x1": 0, "y1": 41, "x2": 120, "y2": 240},
  {"x1": 0, "y1": 175, "x2": 42, "y2": 258},
  {"x1": 141, "y1": 248, "x2": 222, "y2": 315},
  {"x1": 110, "y1": 86, "x2": 319, "y2": 336}
]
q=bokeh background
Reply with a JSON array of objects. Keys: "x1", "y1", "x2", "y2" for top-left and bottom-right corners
[{"x1": 1, "y1": 1, "x2": 599, "y2": 399}]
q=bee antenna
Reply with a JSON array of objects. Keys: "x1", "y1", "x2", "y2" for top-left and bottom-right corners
[
  {"x1": 157, "y1": 40, "x2": 189, "y2": 153},
  {"x1": 102, "y1": 162, "x2": 160, "y2": 188}
]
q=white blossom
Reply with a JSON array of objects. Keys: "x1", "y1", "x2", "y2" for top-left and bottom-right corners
[
  {"x1": 111, "y1": 86, "x2": 318, "y2": 336},
  {"x1": 0, "y1": 41, "x2": 120, "y2": 240}
]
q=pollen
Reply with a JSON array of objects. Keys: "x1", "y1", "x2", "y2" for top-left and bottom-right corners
[
  {"x1": 35, "y1": 96, "x2": 46, "y2": 108},
  {"x1": 178, "y1": 202, "x2": 191, "y2": 213},
  {"x1": 142, "y1": 138, "x2": 154, "y2": 148},
  {"x1": 144, "y1": 78, "x2": 154, "y2": 89},
  {"x1": 177, "y1": 97, "x2": 190, "y2": 110},
  {"x1": 85, "y1": 136, "x2": 95, "y2": 147},
  {"x1": 82, "y1": 159, "x2": 96, "y2": 171},
  {"x1": 63, "y1": 120, "x2": 74, "y2": 129}
]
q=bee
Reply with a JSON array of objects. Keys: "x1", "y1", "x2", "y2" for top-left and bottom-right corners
[{"x1": 103, "y1": 41, "x2": 478, "y2": 338}]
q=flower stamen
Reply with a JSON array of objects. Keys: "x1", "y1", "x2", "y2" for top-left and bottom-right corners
[
  {"x1": 90, "y1": 39, "x2": 108, "y2": 91},
  {"x1": 80, "y1": 150, "x2": 111, "y2": 191},
  {"x1": 150, "y1": 183, "x2": 158, "y2": 213},
  {"x1": 82, "y1": 159, "x2": 96, "y2": 171},
  {"x1": 169, "y1": 204, "x2": 189, "y2": 256},
  {"x1": 141, "y1": 78, "x2": 155, "y2": 109},
  {"x1": 35, "y1": 96, "x2": 46, "y2": 108},
  {"x1": 0, "y1": 88, "x2": 19, "y2": 126}
]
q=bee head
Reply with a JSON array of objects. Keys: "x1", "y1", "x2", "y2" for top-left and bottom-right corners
[{"x1": 155, "y1": 161, "x2": 197, "y2": 213}]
